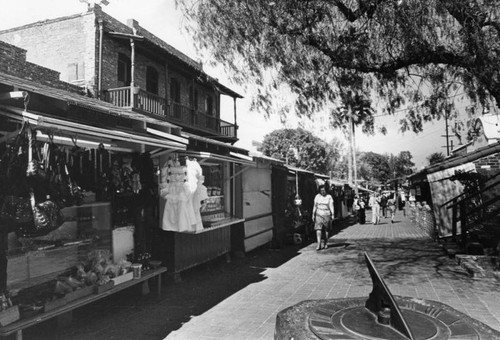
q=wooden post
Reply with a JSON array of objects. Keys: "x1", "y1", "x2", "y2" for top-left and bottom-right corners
[
  {"x1": 459, "y1": 200, "x2": 467, "y2": 247},
  {"x1": 451, "y1": 198, "x2": 457, "y2": 242},
  {"x1": 130, "y1": 38, "x2": 135, "y2": 108}
]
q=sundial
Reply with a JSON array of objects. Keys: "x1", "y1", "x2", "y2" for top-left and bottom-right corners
[{"x1": 275, "y1": 252, "x2": 500, "y2": 340}]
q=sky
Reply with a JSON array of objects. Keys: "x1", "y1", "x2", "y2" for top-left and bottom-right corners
[{"x1": 0, "y1": 0, "x2": 453, "y2": 169}]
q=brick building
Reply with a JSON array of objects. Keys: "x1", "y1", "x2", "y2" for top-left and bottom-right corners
[
  {"x1": 0, "y1": 3, "x2": 242, "y2": 144},
  {"x1": 0, "y1": 4, "x2": 259, "y2": 286}
]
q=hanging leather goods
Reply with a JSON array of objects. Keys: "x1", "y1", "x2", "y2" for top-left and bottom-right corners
[
  {"x1": 15, "y1": 189, "x2": 64, "y2": 238},
  {"x1": 5, "y1": 120, "x2": 28, "y2": 179},
  {"x1": 0, "y1": 195, "x2": 33, "y2": 234},
  {"x1": 25, "y1": 126, "x2": 46, "y2": 181}
]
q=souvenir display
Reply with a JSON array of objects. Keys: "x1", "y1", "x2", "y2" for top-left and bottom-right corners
[
  {"x1": 159, "y1": 156, "x2": 208, "y2": 232},
  {"x1": 0, "y1": 121, "x2": 159, "y2": 324}
]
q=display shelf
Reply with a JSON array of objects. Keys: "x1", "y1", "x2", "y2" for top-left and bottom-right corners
[
  {"x1": 197, "y1": 217, "x2": 245, "y2": 234},
  {"x1": 0, "y1": 267, "x2": 167, "y2": 339},
  {"x1": 7, "y1": 242, "x2": 97, "y2": 292}
]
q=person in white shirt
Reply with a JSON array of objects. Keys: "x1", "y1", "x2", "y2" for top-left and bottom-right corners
[
  {"x1": 368, "y1": 192, "x2": 381, "y2": 225},
  {"x1": 312, "y1": 185, "x2": 334, "y2": 250}
]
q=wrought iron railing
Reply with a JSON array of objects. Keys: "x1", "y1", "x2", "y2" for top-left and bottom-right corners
[{"x1": 104, "y1": 87, "x2": 237, "y2": 139}]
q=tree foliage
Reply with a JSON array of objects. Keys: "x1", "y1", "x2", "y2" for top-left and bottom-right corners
[
  {"x1": 325, "y1": 136, "x2": 348, "y2": 179},
  {"x1": 391, "y1": 151, "x2": 415, "y2": 177},
  {"x1": 177, "y1": 0, "x2": 500, "y2": 133},
  {"x1": 358, "y1": 151, "x2": 392, "y2": 184},
  {"x1": 258, "y1": 128, "x2": 330, "y2": 174},
  {"x1": 427, "y1": 151, "x2": 447, "y2": 165}
]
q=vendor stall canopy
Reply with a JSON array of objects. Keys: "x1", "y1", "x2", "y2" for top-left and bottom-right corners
[{"x1": 0, "y1": 108, "x2": 188, "y2": 154}]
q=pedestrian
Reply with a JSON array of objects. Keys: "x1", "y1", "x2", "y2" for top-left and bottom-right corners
[
  {"x1": 353, "y1": 195, "x2": 360, "y2": 223},
  {"x1": 387, "y1": 194, "x2": 397, "y2": 223},
  {"x1": 368, "y1": 192, "x2": 381, "y2": 225},
  {"x1": 398, "y1": 191, "x2": 406, "y2": 216},
  {"x1": 358, "y1": 195, "x2": 366, "y2": 224},
  {"x1": 380, "y1": 193, "x2": 388, "y2": 218},
  {"x1": 312, "y1": 185, "x2": 334, "y2": 250}
]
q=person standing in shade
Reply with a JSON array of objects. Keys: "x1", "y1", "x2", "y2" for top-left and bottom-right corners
[
  {"x1": 358, "y1": 195, "x2": 366, "y2": 224},
  {"x1": 312, "y1": 185, "x2": 334, "y2": 250},
  {"x1": 380, "y1": 193, "x2": 388, "y2": 218},
  {"x1": 387, "y1": 193, "x2": 397, "y2": 223}
]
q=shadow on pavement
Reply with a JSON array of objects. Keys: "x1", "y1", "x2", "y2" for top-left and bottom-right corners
[{"x1": 21, "y1": 241, "x2": 308, "y2": 340}]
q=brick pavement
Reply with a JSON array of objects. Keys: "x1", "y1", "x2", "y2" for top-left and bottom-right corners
[
  {"x1": 166, "y1": 211, "x2": 500, "y2": 340},
  {"x1": 19, "y1": 210, "x2": 500, "y2": 339}
]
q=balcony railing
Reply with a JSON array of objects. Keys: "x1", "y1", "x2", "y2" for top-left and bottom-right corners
[{"x1": 104, "y1": 87, "x2": 237, "y2": 139}]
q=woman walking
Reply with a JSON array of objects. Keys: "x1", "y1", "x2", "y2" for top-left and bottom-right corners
[{"x1": 312, "y1": 185, "x2": 334, "y2": 250}]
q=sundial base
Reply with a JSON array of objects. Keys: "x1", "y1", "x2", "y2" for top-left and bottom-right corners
[
  {"x1": 275, "y1": 297, "x2": 500, "y2": 340},
  {"x1": 274, "y1": 252, "x2": 500, "y2": 340}
]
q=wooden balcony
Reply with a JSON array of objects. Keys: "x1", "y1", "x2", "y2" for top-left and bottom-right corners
[{"x1": 104, "y1": 87, "x2": 237, "y2": 139}]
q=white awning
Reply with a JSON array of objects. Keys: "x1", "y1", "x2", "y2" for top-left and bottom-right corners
[
  {"x1": 287, "y1": 165, "x2": 314, "y2": 175},
  {"x1": 180, "y1": 151, "x2": 255, "y2": 166},
  {"x1": 229, "y1": 151, "x2": 254, "y2": 162},
  {"x1": 147, "y1": 127, "x2": 189, "y2": 145}
]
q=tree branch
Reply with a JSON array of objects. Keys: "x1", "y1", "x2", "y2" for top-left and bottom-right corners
[{"x1": 333, "y1": 0, "x2": 388, "y2": 22}]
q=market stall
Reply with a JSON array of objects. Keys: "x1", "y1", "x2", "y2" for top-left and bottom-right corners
[
  {"x1": 0, "y1": 102, "x2": 183, "y2": 333},
  {"x1": 237, "y1": 155, "x2": 283, "y2": 253},
  {"x1": 154, "y1": 150, "x2": 253, "y2": 281}
]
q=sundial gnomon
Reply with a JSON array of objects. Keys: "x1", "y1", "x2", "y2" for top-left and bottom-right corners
[{"x1": 307, "y1": 252, "x2": 493, "y2": 340}]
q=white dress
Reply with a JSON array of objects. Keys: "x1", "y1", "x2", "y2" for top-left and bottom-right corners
[{"x1": 160, "y1": 158, "x2": 208, "y2": 232}]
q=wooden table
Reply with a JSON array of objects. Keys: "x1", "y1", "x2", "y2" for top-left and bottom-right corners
[{"x1": 0, "y1": 267, "x2": 167, "y2": 340}]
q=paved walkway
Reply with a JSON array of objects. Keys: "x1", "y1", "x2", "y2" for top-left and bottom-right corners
[
  {"x1": 165, "y1": 212, "x2": 500, "y2": 340},
  {"x1": 21, "y1": 211, "x2": 500, "y2": 339}
]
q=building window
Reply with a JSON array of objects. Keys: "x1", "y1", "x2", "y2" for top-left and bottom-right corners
[
  {"x1": 67, "y1": 62, "x2": 84, "y2": 82},
  {"x1": 117, "y1": 53, "x2": 131, "y2": 87},
  {"x1": 205, "y1": 95, "x2": 214, "y2": 115},
  {"x1": 170, "y1": 78, "x2": 181, "y2": 103},
  {"x1": 146, "y1": 66, "x2": 159, "y2": 95},
  {"x1": 189, "y1": 86, "x2": 199, "y2": 110}
]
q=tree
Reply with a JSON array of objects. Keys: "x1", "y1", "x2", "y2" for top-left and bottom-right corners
[
  {"x1": 330, "y1": 87, "x2": 375, "y2": 189},
  {"x1": 390, "y1": 151, "x2": 415, "y2": 178},
  {"x1": 325, "y1": 136, "x2": 348, "y2": 179},
  {"x1": 428, "y1": 151, "x2": 446, "y2": 165},
  {"x1": 358, "y1": 151, "x2": 391, "y2": 185},
  {"x1": 258, "y1": 128, "x2": 329, "y2": 174},
  {"x1": 177, "y1": 1, "x2": 500, "y2": 133}
]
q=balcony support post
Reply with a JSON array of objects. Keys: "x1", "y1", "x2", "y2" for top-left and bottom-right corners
[
  {"x1": 130, "y1": 37, "x2": 136, "y2": 108},
  {"x1": 233, "y1": 97, "x2": 238, "y2": 138}
]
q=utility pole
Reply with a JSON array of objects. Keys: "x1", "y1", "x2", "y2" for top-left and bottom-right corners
[
  {"x1": 349, "y1": 110, "x2": 358, "y2": 195},
  {"x1": 347, "y1": 121, "x2": 353, "y2": 186},
  {"x1": 441, "y1": 111, "x2": 453, "y2": 156}
]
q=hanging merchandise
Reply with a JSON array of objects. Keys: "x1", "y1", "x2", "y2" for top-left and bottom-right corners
[
  {"x1": 42, "y1": 133, "x2": 82, "y2": 207},
  {"x1": 159, "y1": 156, "x2": 208, "y2": 232},
  {"x1": 2, "y1": 121, "x2": 30, "y2": 195},
  {"x1": 0, "y1": 122, "x2": 65, "y2": 237},
  {"x1": 0, "y1": 121, "x2": 31, "y2": 233},
  {"x1": 0, "y1": 195, "x2": 32, "y2": 234},
  {"x1": 19, "y1": 127, "x2": 64, "y2": 237},
  {"x1": 95, "y1": 144, "x2": 112, "y2": 201},
  {"x1": 15, "y1": 190, "x2": 64, "y2": 238},
  {"x1": 186, "y1": 158, "x2": 208, "y2": 228},
  {"x1": 294, "y1": 171, "x2": 302, "y2": 217}
]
